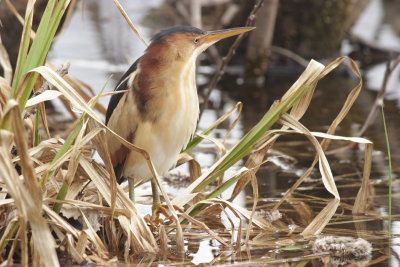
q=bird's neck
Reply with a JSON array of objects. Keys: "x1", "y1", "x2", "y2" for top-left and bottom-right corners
[{"x1": 134, "y1": 50, "x2": 198, "y2": 121}]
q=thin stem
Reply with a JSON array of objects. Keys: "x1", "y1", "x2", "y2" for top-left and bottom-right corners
[
  {"x1": 381, "y1": 103, "x2": 392, "y2": 240},
  {"x1": 357, "y1": 55, "x2": 400, "y2": 136},
  {"x1": 200, "y1": 0, "x2": 265, "y2": 117}
]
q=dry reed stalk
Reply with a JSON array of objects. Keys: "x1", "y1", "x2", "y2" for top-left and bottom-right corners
[
  {"x1": 229, "y1": 145, "x2": 269, "y2": 201},
  {"x1": 184, "y1": 101, "x2": 242, "y2": 153},
  {"x1": 245, "y1": 171, "x2": 259, "y2": 244},
  {"x1": 0, "y1": 36, "x2": 12, "y2": 84},
  {"x1": 179, "y1": 212, "x2": 230, "y2": 247},
  {"x1": 1, "y1": 101, "x2": 59, "y2": 267},
  {"x1": 0, "y1": 77, "x2": 11, "y2": 106},
  {"x1": 353, "y1": 143, "x2": 374, "y2": 214},
  {"x1": 3, "y1": 0, "x2": 36, "y2": 40},
  {"x1": 173, "y1": 59, "x2": 326, "y2": 208},
  {"x1": 112, "y1": 0, "x2": 148, "y2": 47},
  {"x1": 267, "y1": 57, "x2": 364, "y2": 224},
  {"x1": 277, "y1": 114, "x2": 339, "y2": 236},
  {"x1": 201, "y1": 198, "x2": 274, "y2": 230}
]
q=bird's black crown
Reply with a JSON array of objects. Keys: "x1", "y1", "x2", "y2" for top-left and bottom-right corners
[{"x1": 151, "y1": 26, "x2": 206, "y2": 43}]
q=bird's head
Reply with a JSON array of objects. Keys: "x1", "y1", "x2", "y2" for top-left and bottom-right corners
[{"x1": 147, "y1": 26, "x2": 255, "y2": 63}]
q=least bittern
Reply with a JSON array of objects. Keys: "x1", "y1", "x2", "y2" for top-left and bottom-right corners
[{"x1": 105, "y1": 26, "x2": 254, "y2": 210}]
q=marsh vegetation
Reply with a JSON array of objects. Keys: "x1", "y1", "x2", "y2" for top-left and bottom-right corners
[{"x1": 0, "y1": 0, "x2": 399, "y2": 266}]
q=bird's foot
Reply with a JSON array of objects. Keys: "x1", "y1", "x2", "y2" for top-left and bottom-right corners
[
  {"x1": 151, "y1": 202, "x2": 168, "y2": 221},
  {"x1": 144, "y1": 204, "x2": 169, "y2": 230}
]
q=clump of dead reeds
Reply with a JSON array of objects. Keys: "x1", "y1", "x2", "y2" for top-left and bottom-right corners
[
  {"x1": 0, "y1": 0, "x2": 375, "y2": 266},
  {"x1": 312, "y1": 236, "x2": 372, "y2": 258},
  {"x1": 313, "y1": 236, "x2": 372, "y2": 265}
]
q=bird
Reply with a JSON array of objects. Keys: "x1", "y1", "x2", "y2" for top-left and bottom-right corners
[{"x1": 105, "y1": 25, "x2": 254, "y2": 213}]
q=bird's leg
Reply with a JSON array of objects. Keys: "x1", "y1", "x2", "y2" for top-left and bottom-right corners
[
  {"x1": 151, "y1": 179, "x2": 161, "y2": 219},
  {"x1": 128, "y1": 178, "x2": 135, "y2": 202}
]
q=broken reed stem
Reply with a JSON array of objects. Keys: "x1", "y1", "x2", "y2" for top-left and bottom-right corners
[
  {"x1": 245, "y1": 172, "x2": 259, "y2": 244},
  {"x1": 200, "y1": 0, "x2": 265, "y2": 116},
  {"x1": 352, "y1": 143, "x2": 373, "y2": 215}
]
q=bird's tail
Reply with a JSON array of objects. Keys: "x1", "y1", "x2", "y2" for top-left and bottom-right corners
[{"x1": 113, "y1": 163, "x2": 125, "y2": 183}]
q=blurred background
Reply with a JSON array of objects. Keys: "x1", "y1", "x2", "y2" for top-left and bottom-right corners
[
  {"x1": 1, "y1": 0, "x2": 399, "y2": 142},
  {"x1": 1, "y1": 0, "x2": 400, "y2": 265}
]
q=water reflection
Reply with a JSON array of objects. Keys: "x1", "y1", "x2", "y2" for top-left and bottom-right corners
[{"x1": 191, "y1": 239, "x2": 217, "y2": 265}]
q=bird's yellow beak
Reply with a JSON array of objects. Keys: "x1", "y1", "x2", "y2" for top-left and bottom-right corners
[{"x1": 203, "y1": 27, "x2": 255, "y2": 44}]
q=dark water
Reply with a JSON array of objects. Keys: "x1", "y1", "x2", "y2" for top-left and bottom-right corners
[{"x1": 49, "y1": 0, "x2": 400, "y2": 265}]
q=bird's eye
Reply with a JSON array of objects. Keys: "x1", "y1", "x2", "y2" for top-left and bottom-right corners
[{"x1": 194, "y1": 38, "x2": 199, "y2": 44}]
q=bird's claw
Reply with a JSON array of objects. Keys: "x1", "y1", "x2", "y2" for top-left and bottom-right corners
[{"x1": 152, "y1": 203, "x2": 169, "y2": 221}]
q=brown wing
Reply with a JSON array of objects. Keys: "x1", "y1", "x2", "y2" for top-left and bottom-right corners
[
  {"x1": 105, "y1": 59, "x2": 141, "y2": 182},
  {"x1": 105, "y1": 59, "x2": 139, "y2": 124}
]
